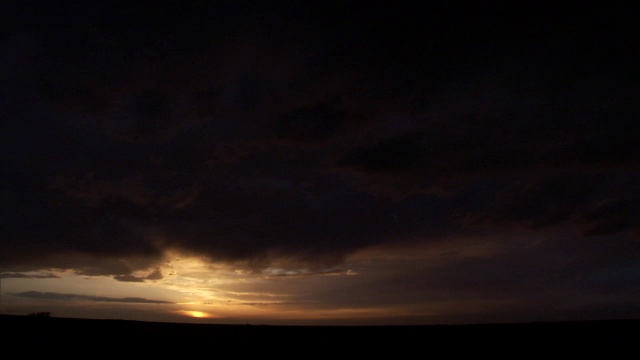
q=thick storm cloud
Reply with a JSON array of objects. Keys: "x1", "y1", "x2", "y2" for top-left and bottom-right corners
[{"x1": 1, "y1": 1, "x2": 638, "y2": 281}]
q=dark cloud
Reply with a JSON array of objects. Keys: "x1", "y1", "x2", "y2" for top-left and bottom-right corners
[
  {"x1": 262, "y1": 268, "x2": 351, "y2": 279},
  {"x1": 576, "y1": 197, "x2": 640, "y2": 237},
  {"x1": 474, "y1": 174, "x2": 601, "y2": 229},
  {"x1": 13, "y1": 291, "x2": 173, "y2": 304},
  {"x1": 0, "y1": 273, "x2": 59, "y2": 279},
  {"x1": 273, "y1": 96, "x2": 346, "y2": 145},
  {"x1": 467, "y1": 172, "x2": 640, "y2": 237},
  {"x1": 0, "y1": 1, "x2": 638, "y2": 280},
  {"x1": 114, "y1": 268, "x2": 164, "y2": 282},
  {"x1": 237, "y1": 302, "x2": 301, "y2": 307},
  {"x1": 145, "y1": 268, "x2": 164, "y2": 281},
  {"x1": 113, "y1": 275, "x2": 145, "y2": 283},
  {"x1": 221, "y1": 229, "x2": 639, "y2": 322},
  {"x1": 341, "y1": 135, "x2": 423, "y2": 173}
]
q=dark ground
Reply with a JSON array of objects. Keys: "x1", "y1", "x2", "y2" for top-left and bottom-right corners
[{"x1": 1, "y1": 314, "x2": 638, "y2": 354}]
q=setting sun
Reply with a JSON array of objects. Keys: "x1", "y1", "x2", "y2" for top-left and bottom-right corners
[{"x1": 182, "y1": 310, "x2": 212, "y2": 319}]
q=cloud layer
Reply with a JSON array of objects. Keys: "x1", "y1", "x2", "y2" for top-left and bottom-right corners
[
  {"x1": 1, "y1": 2, "x2": 638, "y2": 284},
  {"x1": 14, "y1": 291, "x2": 173, "y2": 304}
]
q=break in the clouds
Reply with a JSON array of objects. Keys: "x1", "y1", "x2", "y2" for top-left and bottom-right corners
[
  {"x1": 0, "y1": 0, "x2": 638, "y2": 303},
  {"x1": 13, "y1": 291, "x2": 173, "y2": 304}
]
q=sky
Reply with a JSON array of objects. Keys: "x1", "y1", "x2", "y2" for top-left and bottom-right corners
[{"x1": 1, "y1": 1, "x2": 639, "y2": 326}]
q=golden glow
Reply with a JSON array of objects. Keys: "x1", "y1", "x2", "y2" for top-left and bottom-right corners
[
  {"x1": 4, "y1": 249, "x2": 409, "y2": 325},
  {"x1": 181, "y1": 310, "x2": 213, "y2": 318}
]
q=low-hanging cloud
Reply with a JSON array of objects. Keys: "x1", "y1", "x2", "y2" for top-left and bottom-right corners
[
  {"x1": 13, "y1": 291, "x2": 173, "y2": 304},
  {"x1": 0, "y1": 273, "x2": 60, "y2": 279}
]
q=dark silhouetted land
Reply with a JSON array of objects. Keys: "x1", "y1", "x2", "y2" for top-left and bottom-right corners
[{"x1": 1, "y1": 314, "x2": 637, "y2": 353}]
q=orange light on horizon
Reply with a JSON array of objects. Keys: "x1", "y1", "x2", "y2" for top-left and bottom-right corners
[{"x1": 181, "y1": 310, "x2": 213, "y2": 318}]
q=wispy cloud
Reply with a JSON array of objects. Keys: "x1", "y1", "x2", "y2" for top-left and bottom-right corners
[
  {"x1": 261, "y1": 268, "x2": 354, "y2": 278},
  {"x1": 13, "y1": 291, "x2": 173, "y2": 304},
  {"x1": 237, "y1": 302, "x2": 303, "y2": 307},
  {"x1": 0, "y1": 272, "x2": 60, "y2": 279}
]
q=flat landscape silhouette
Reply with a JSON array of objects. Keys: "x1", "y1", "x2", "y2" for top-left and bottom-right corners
[{"x1": 2, "y1": 314, "x2": 637, "y2": 353}]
